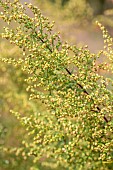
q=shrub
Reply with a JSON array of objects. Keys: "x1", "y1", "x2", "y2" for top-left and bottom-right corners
[{"x1": 0, "y1": 0, "x2": 113, "y2": 170}]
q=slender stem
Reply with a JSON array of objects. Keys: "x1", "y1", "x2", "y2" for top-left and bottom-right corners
[
  {"x1": 65, "y1": 68, "x2": 108, "y2": 123},
  {"x1": 36, "y1": 32, "x2": 109, "y2": 123}
]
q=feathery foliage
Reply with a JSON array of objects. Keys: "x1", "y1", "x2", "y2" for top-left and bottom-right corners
[{"x1": 0, "y1": 0, "x2": 113, "y2": 169}]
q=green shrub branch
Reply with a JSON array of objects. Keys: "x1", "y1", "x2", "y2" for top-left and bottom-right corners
[{"x1": 0, "y1": 0, "x2": 113, "y2": 170}]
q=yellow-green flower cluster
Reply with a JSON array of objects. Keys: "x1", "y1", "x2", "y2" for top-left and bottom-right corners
[{"x1": 0, "y1": 0, "x2": 113, "y2": 170}]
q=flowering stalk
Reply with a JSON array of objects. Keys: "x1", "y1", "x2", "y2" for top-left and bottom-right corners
[{"x1": 0, "y1": 0, "x2": 113, "y2": 169}]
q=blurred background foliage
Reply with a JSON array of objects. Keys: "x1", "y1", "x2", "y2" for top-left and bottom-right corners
[
  {"x1": 34, "y1": 0, "x2": 113, "y2": 50},
  {"x1": 36, "y1": 0, "x2": 113, "y2": 28},
  {"x1": 0, "y1": 0, "x2": 113, "y2": 169}
]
